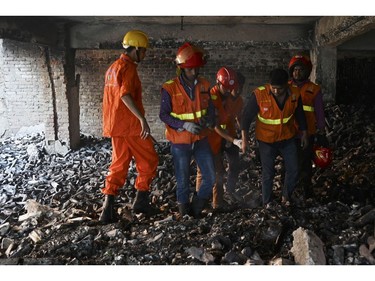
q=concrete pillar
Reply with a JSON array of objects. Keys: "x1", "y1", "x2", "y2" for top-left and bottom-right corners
[{"x1": 311, "y1": 46, "x2": 337, "y2": 103}]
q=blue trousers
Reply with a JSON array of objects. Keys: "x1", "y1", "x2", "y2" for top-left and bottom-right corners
[
  {"x1": 258, "y1": 138, "x2": 298, "y2": 204},
  {"x1": 171, "y1": 139, "x2": 215, "y2": 204}
]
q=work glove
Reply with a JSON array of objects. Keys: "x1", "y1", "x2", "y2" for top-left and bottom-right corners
[
  {"x1": 183, "y1": 122, "x2": 202, "y2": 135},
  {"x1": 233, "y1": 139, "x2": 242, "y2": 149}
]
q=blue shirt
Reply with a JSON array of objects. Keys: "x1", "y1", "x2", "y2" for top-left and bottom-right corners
[{"x1": 159, "y1": 75, "x2": 215, "y2": 149}]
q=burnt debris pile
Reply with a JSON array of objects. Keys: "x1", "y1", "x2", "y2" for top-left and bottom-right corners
[{"x1": 0, "y1": 103, "x2": 374, "y2": 265}]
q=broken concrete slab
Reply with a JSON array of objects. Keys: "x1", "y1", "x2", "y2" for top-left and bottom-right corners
[{"x1": 291, "y1": 227, "x2": 326, "y2": 265}]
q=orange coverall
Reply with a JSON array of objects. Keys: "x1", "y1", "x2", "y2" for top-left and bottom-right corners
[{"x1": 101, "y1": 54, "x2": 158, "y2": 196}]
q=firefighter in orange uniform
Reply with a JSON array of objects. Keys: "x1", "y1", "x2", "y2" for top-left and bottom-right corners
[
  {"x1": 241, "y1": 68, "x2": 308, "y2": 207},
  {"x1": 159, "y1": 42, "x2": 216, "y2": 218},
  {"x1": 196, "y1": 67, "x2": 244, "y2": 210},
  {"x1": 99, "y1": 30, "x2": 159, "y2": 223},
  {"x1": 288, "y1": 54, "x2": 327, "y2": 198}
]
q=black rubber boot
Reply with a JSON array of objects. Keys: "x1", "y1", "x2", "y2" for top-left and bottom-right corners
[
  {"x1": 178, "y1": 203, "x2": 191, "y2": 217},
  {"x1": 99, "y1": 195, "x2": 116, "y2": 224},
  {"x1": 191, "y1": 194, "x2": 209, "y2": 219},
  {"x1": 132, "y1": 190, "x2": 159, "y2": 216}
]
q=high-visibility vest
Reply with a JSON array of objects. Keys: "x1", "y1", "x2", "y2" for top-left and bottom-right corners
[
  {"x1": 162, "y1": 77, "x2": 211, "y2": 144},
  {"x1": 289, "y1": 80, "x2": 321, "y2": 136},
  {"x1": 254, "y1": 84, "x2": 300, "y2": 143}
]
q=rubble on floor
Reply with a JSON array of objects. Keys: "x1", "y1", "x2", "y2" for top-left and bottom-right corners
[{"x1": 0, "y1": 103, "x2": 374, "y2": 265}]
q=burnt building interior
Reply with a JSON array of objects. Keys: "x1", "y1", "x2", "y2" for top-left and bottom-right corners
[{"x1": 1, "y1": 16, "x2": 375, "y2": 266}]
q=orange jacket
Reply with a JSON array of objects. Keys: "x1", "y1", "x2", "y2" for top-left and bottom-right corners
[
  {"x1": 208, "y1": 85, "x2": 244, "y2": 154},
  {"x1": 102, "y1": 54, "x2": 144, "y2": 137},
  {"x1": 162, "y1": 77, "x2": 211, "y2": 144},
  {"x1": 289, "y1": 80, "x2": 321, "y2": 136},
  {"x1": 254, "y1": 84, "x2": 300, "y2": 143}
]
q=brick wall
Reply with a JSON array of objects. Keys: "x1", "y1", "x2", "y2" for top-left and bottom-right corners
[
  {"x1": 1, "y1": 38, "x2": 305, "y2": 143},
  {"x1": 0, "y1": 39, "x2": 69, "y2": 144},
  {"x1": 76, "y1": 41, "x2": 304, "y2": 141}
]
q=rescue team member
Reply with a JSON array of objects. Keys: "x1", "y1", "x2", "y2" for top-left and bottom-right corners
[
  {"x1": 240, "y1": 68, "x2": 308, "y2": 208},
  {"x1": 99, "y1": 30, "x2": 159, "y2": 224},
  {"x1": 196, "y1": 67, "x2": 244, "y2": 211},
  {"x1": 159, "y1": 42, "x2": 216, "y2": 218},
  {"x1": 288, "y1": 54, "x2": 326, "y2": 199}
]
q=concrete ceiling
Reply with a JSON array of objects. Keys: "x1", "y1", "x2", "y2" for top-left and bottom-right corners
[
  {"x1": 3, "y1": 16, "x2": 375, "y2": 51},
  {"x1": 0, "y1": 16, "x2": 322, "y2": 48},
  {"x1": 60, "y1": 16, "x2": 322, "y2": 49},
  {"x1": 50, "y1": 16, "x2": 322, "y2": 26}
]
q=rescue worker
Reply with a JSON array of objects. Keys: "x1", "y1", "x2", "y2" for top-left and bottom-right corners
[
  {"x1": 159, "y1": 42, "x2": 216, "y2": 218},
  {"x1": 241, "y1": 68, "x2": 308, "y2": 207},
  {"x1": 196, "y1": 67, "x2": 244, "y2": 211},
  {"x1": 99, "y1": 30, "x2": 159, "y2": 223},
  {"x1": 289, "y1": 54, "x2": 327, "y2": 198}
]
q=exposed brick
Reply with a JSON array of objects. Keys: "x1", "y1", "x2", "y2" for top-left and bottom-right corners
[{"x1": 1, "y1": 38, "x2": 309, "y2": 143}]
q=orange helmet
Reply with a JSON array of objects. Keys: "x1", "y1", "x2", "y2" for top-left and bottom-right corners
[
  {"x1": 313, "y1": 145, "x2": 333, "y2": 169},
  {"x1": 175, "y1": 42, "x2": 207, "y2": 68},
  {"x1": 216, "y1": 67, "x2": 238, "y2": 91},
  {"x1": 288, "y1": 54, "x2": 312, "y2": 76}
]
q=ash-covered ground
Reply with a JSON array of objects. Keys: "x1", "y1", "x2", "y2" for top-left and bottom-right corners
[{"x1": 0, "y1": 103, "x2": 375, "y2": 266}]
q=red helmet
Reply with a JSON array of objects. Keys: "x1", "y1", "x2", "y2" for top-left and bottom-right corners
[
  {"x1": 288, "y1": 54, "x2": 312, "y2": 76},
  {"x1": 216, "y1": 67, "x2": 238, "y2": 91},
  {"x1": 175, "y1": 42, "x2": 207, "y2": 68},
  {"x1": 313, "y1": 145, "x2": 333, "y2": 169}
]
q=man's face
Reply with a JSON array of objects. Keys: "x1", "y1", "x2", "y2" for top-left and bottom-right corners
[
  {"x1": 183, "y1": 67, "x2": 200, "y2": 82},
  {"x1": 270, "y1": 84, "x2": 288, "y2": 96},
  {"x1": 292, "y1": 65, "x2": 307, "y2": 81}
]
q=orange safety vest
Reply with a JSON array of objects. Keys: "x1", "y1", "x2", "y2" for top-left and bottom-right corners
[
  {"x1": 289, "y1": 80, "x2": 321, "y2": 136},
  {"x1": 162, "y1": 77, "x2": 211, "y2": 144},
  {"x1": 254, "y1": 84, "x2": 300, "y2": 143},
  {"x1": 102, "y1": 54, "x2": 144, "y2": 137},
  {"x1": 208, "y1": 86, "x2": 244, "y2": 154}
]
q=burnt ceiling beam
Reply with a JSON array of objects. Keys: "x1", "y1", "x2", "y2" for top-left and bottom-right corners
[
  {"x1": 0, "y1": 16, "x2": 61, "y2": 47},
  {"x1": 315, "y1": 16, "x2": 375, "y2": 47}
]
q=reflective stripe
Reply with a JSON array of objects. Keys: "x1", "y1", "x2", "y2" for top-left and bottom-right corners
[
  {"x1": 220, "y1": 124, "x2": 227, "y2": 129},
  {"x1": 257, "y1": 113, "x2": 293, "y2": 125},
  {"x1": 165, "y1": 80, "x2": 174, "y2": 84},
  {"x1": 258, "y1": 86, "x2": 266, "y2": 91},
  {"x1": 170, "y1": 109, "x2": 207, "y2": 120},
  {"x1": 303, "y1": 105, "x2": 315, "y2": 112}
]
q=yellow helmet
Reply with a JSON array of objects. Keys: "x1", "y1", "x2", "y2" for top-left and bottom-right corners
[{"x1": 122, "y1": 30, "x2": 149, "y2": 49}]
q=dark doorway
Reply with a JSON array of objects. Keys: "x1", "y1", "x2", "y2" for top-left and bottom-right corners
[{"x1": 336, "y1": 54, "x2": 375, "y2": 104}]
